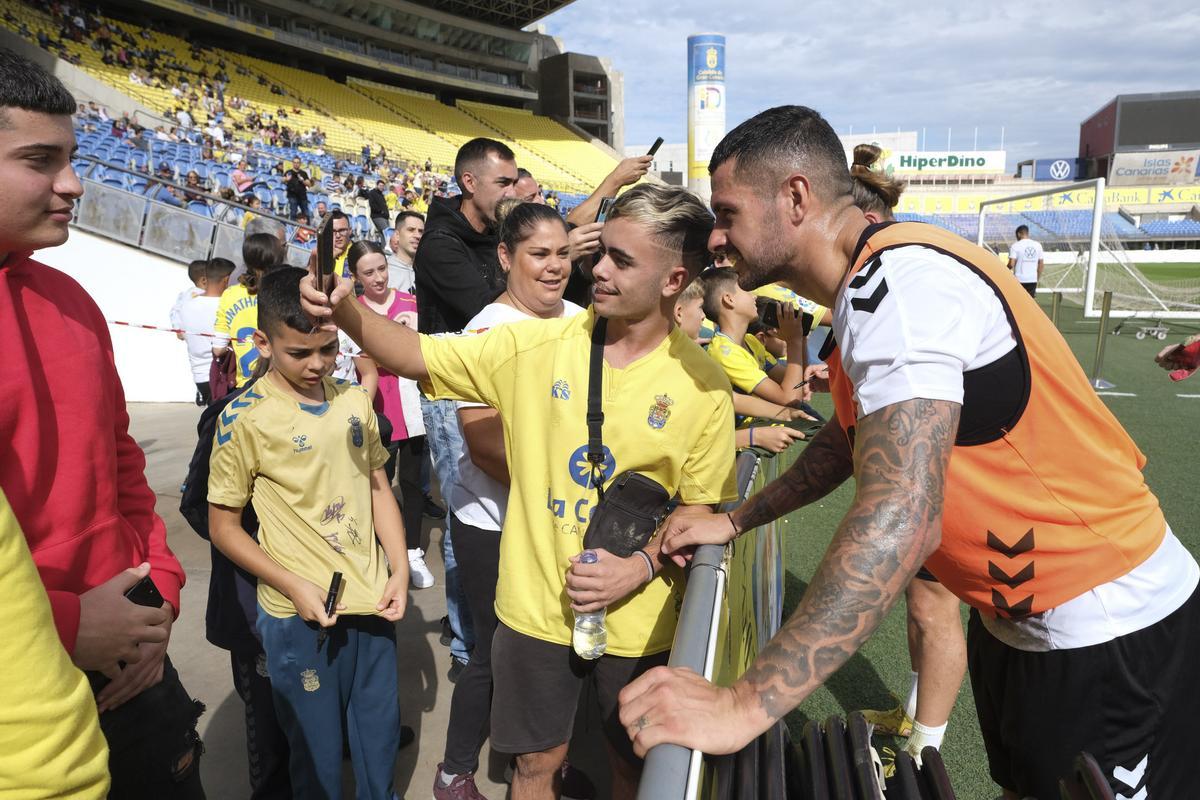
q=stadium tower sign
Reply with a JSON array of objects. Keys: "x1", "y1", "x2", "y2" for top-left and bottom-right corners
[{"x1": 884, "y1": 150, "x2": 1007, "y2": 175}]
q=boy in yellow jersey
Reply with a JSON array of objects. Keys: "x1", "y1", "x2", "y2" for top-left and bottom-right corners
[
  {"x1": 702, "y1": 266, "x2": 811, "y2": 408},
  {"x1": 0, "y1": 487, "x2": 109, "y2": 799},
  {"x1": 212, "y1": 232, "x2": 285, "y2": 387},
  {"x1": 675, "y1": 280, "x2": 805, "y2": 454},
  {"x1": 209, "y1": 267, "x2": 409, "y2": 800},
  {"x1": 302, "y1": 184, "x2": 739, "y2": 800}
]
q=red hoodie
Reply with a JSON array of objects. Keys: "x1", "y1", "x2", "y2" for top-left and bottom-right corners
[{"x1": 0, "y1": 251, "x2": 185, "y2": 653}]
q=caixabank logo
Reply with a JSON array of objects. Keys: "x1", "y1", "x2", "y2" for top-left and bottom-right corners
[{"x1": 547, "y1": 444, "x2": 616, "y2": 535}]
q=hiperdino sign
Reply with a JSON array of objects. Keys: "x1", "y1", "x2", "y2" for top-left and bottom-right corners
[{"x1": 882, "y1": 150, "x2": 1007, "y2": 175}]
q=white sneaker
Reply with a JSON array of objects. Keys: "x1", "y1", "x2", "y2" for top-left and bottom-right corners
[{"x1": 408, "y1": 549, "x2": 435, "y2": 589}]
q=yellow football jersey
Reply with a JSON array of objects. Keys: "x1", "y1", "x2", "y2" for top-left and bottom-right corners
[
  {"x1": 420, "y1": 309, "x2": 737, "y2": 656},
  {"x1": 208, "y1": 376, "x2": 390, "y2": 618},
  {"x1": 707, "y1": 330, "x2": 775, "y2": 394},
  {"x1": 0, "y1": 489, "x2": 109, "y2": 799},
  {"x1": 213, "y1": 283, "x2": 259, "y2": 387}
]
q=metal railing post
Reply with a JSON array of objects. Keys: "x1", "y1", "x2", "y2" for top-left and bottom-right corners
[
  {"x1": 1050, "y1": 291, "x2": 1063, "y2": 328},
  {"x1": 1090, "y1": 290, "x2": 1115, "y2": 389}
]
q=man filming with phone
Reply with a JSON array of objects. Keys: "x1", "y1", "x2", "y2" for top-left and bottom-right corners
[{"x1": 303, "y1": 184, "x2": 737, "y2": 800}]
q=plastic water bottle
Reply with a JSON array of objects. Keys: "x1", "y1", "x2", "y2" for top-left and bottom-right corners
[{"x1": 572, "y1": 550, "x2": 607, "y2": 660}]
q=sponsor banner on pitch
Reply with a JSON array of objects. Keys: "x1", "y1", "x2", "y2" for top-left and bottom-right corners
[
  {"x1": 883, "y1": 150, "x2": 1006, "y2": 175},
  {"x1": 1109, "y1": 150, "x2": 1200, "y2": 186}
]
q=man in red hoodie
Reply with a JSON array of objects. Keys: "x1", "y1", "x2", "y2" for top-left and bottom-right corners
[{"x1": 0, "y1": 51, "x2": 204, "y2": 797}]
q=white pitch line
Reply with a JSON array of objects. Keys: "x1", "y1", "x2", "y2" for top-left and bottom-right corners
[
  {"x1": 1177, "y1": 394, "x2": 1200, "y2": 398},
  {"x1": 1096, "y1": 391, "x2": 1137, "y2": 396}
]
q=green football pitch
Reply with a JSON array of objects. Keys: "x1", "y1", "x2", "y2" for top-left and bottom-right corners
[{"x1": 778, "y1": 297, "x2": 1200, "y2": 798}]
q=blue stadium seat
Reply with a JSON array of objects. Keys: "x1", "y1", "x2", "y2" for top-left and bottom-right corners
[
  {"x1": 188, "y1": 201, "x2": 212, "y2": 217},
  {"x1": 353, "y1": 214, "x2": 370, "y2": 237}
]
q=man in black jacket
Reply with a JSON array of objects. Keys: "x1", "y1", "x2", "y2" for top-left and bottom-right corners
[
  {"x1": 361, "y1": 178, "x2": 391, "y2": 242},
  {"x1": 413, "y1": 137, "x2": 517, "y2": 678}
]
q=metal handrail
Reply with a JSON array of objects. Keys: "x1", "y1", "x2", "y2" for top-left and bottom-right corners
[{"x1": 636, "y1": 450, "x2": 767, "y2": 800}]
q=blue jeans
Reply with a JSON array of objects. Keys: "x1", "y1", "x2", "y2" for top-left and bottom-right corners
[
  {"x1": 420, "y1": 395, "x2": 474, "y2": 662},
  {"x1": 287, "y1": 196, "x2": 309, "y2": 220},
  {"x1": 257, "y1": 608, "x2": 399, "y2": 800}
]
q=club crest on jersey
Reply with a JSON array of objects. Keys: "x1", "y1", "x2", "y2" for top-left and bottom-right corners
[
  {"x1": 551, "y1": 379, "x2": 571, "y2": 400},
  {"x1": 292, "y1": 434, "x2": 311, "y2": 454},
  {"x1": 348, "y1": 415, "x2": 363, "y2": 447},
  {"x1": 647, "y1": 394, "x2": 674, "y2": 429}
]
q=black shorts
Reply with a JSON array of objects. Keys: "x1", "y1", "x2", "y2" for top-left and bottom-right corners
[
  {"x1": 490, "y1": 622, "x2": 669, "y2": 765},
  {"x1": 1020, "y1": 281, "x2": 1038, "y2": 299},
  {"x1": 967, "y1": 587, "x2": 1200, "y2": 799}
]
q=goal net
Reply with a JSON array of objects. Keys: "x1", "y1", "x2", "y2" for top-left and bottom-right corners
[{"x1": 977, "y1": 178, "x2": 1200, "y2": 319}]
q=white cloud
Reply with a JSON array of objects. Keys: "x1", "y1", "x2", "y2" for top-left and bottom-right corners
[{"x1": 542, "y1": 0, "x2": 1200, "y2": 164}]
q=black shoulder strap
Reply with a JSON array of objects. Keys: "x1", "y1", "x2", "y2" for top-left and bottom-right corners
[{"x1": 587, "y1": 316, "x2": 608, "y2": 500}]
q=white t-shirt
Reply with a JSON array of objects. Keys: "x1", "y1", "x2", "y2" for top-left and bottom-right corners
[
  {"x1": 449, "y1": 299, "x2": 585, "y2": 531},
  {"x1": 170, "y1": 285, "x2": 203, "y2": 330},
  {"x1": 834, "y1": 243, "x2": 1197, "y2": 649},
  {"x1": 331, "y1": 330, "x2": 362, "y2": 382},
  {"x1": 1009, "y1": 238, "x2": 1043, "y2": 283},
  {"x1": 177, "y1": 294, "x2": 221, "y2": 382}
]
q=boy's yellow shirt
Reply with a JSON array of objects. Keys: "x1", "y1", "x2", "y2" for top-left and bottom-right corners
[
  {"x1": 208, "y1": 376, "x2": 390, "y2": 618},
  {"x1": 707, "y1": 330, "x2": 776, "y2": 395},
  {"x1": 420, "y1": 309, "x2": 738, "y2": 656}
]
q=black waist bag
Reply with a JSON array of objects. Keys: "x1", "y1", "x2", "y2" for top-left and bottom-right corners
[{"x1": 580, "y1": 318, "x2": 672, "y2": 557}]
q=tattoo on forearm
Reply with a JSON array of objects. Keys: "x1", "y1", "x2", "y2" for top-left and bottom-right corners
[
  {"x1": 734, "y1": 420, "x2": 854, "y2": 532},
  {"x1": 738, "y1": 399, "x2": 961, "y2": 721}
]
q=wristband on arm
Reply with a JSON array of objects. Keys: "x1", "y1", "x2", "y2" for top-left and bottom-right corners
[{"x1": 634, "y1": 549, "x2": 654, "y2": 583}]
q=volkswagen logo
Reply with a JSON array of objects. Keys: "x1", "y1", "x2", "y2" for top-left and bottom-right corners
[{"x1": 1049, "y1": 160, "x2": 1072, "y2": 180}]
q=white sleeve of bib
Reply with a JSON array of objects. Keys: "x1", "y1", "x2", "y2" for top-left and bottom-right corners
[{"x1": 838, "y1": 247, "x2": 995, "y2": 417}]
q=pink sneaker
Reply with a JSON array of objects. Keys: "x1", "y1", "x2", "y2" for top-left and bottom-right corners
[{"x1": 433, "y1": 763, "x2": 488, "y2": 800}]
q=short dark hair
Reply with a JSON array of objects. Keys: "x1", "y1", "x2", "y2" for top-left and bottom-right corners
[
  {"x1": 186, "y1": 259, "x2": 208, "y2": 285},
  {"x1": 0, "y1": 50, "x2": 76, "y2": 127},
  {"x1": 701, "y1": 267, "x2": 739, "y2": 322},
  {"x1": 346, "y1": 240, "x2": 385, "y2": 274},
  {"x1": 709, "y1": 105, "x2": 852, "y2": 200},
  {"x1": 516, "y1": 167, "x2": 534, "y2": 181},
  {"x1": 394, "y1": 210, "x2": 424, "y2": 227},
  {"x1": 257, "y1": 267, "x2": 310, "y2": 337},
  {"x1": 1016, "y1": 225, "x2": 1029, "y2": 237},
  {"x1": 206, "y1": 257, "x2": 235, "y2": 282},
  {"x1": 328, "y1": 209, "x2": 348, "y2": 225},
  {"x1": 454, "y1": 137, "x2": 515, "y2": 186},
  {"x1": 495, "y1": 200, "x2": 567, "y2": 252}
]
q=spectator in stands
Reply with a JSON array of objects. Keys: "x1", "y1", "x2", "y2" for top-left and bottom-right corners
[
  {"x1": 361, "y1": 178, "x2": 391, "y2": 242},
  {"x1": 514, "y1": 167, "x2": 544, "y2": 204},
  {"x1": 231, "y1": 158, "x2": 255, "y2": 195},
  {"x1": 284, "y1": 156, "x2": 312, "y2": 220},
  {"x1": 387, "y1": 210, "x2": 423, "y2": 292},
  {"x1": 312, "y1": 200, "x2": 329, "y2": 228},
  {"x1": 213, "y1": 232, "x2": 286, "y2": 388},
  {"x1": 302, "y1": 183, "x2": 737, "y2": 800},
  {"x1": 412, "y1": 137, "x2": 518, "y2": 680},
  {"x1": 347, "y1": 241, "x2": 433, "y2": 590},
  {"x1": 241, "y1": 194, "x2": 262, "y2": 229},
  {"x1": 183, "y1": 170, "x2": 206, "y2": 204},
  {"x1": 293, "y1": 211, "x2": 315, "y2": 245},
  {"x1": 0, "y1": 49, "x2": 203, "y2": 798},
  {"x1": 433, "y1": 200, "x2": 586, "y2": 799},
  {"x1": 176, "y1": 105, "x2": 192, "y2": 130},
  {"x1": 1007, "y1": 224, "x2": 1044, "y2": 298},
  {"x1": 623, "y1": 105, "x2": 1200, "y2": 800},
  {"x1": 179, "y1": 258, "x2": 233, "y2": 406}
]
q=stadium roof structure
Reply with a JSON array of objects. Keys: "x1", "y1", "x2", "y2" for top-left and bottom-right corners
[{"x1": 407, "y1": 0, "x2": 575, "y2": 29}]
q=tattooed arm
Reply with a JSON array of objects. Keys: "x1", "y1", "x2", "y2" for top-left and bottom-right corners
[
  {"x1": 619, "y1": 398, "x2": 960, "y2": 756},
  {"x1": 658, "y1": 413, "x2": 853, "y2": 564}
]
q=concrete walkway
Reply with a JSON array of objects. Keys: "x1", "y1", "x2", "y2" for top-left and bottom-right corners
[{"x1": 131, "y1": 402, "x2": 610, "y2": 800}]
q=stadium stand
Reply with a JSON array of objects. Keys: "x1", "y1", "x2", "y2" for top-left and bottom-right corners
[{"x1": 0, "y1": 0, "x2": 619, "y2": 194}]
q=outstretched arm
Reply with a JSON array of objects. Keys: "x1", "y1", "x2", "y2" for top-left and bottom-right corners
[
  {"x1": 658, "y1": 415, "x2": 853, "y2": 563},
  {"x1": 299, "y1": 268, "x2": 429, "y2": 382},
  {"x1": 620, "y1": 397, "x2": 960, "y2": 756}
]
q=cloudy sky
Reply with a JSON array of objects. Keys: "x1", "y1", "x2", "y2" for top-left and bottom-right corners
[{"x1": 539, "y1": 0, "x2": 1199, "y2": 167}]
